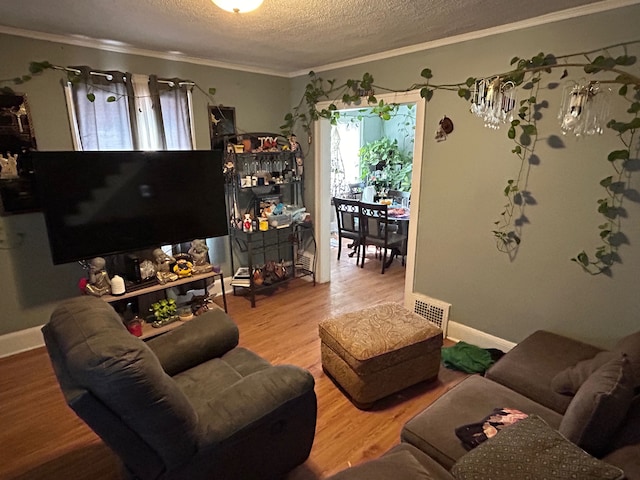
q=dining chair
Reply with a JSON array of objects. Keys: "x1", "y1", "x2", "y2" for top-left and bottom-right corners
[
  {"x1": 359, "y1": 202, "x2": 407, "y2": 274},
  {"x1": 333, "y1": 197, "x2": 362, "y2": 264}
]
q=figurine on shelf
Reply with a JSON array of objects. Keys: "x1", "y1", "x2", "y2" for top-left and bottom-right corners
[
  {"x1": 139, "y1": 259, "x2": 157, "y2": 281},
  {"x1": 153, "y1": 248, "x2": 179, "y2": 284},
  {"x1": 188, "y1": 239, "x2": 213, "y2": 274},
  {"x1": 0, "y1": 152, "x2": 19, "y2": 179},
  {"x1": 289, "y1": 134, "x2": 304, "y2": 176},
  {"x1": 172, "y1": 256, "x2": 194, "y2": 278},
  {"x1": 243, "y1": 213, "x2": 253, "y2": 232},
  {"x1": 223, "y1": 155, "x2": 235, "y2": 182},
  {"x1": 84, "y1": 257, "x2": 112, "y2": 297}
]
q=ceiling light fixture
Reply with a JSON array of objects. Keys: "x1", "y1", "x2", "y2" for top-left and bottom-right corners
[{"x1": 212, "y1": 0, "x2": 264, "y2": 13}]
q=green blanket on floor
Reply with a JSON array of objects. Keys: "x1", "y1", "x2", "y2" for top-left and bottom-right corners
[{"x1": 441, "y1": 341, "x2": 495, "y2": 374}]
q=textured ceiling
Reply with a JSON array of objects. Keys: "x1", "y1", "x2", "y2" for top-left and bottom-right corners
[{"x1": 0, "y1": 0, "x2": 632, "y2": 76}]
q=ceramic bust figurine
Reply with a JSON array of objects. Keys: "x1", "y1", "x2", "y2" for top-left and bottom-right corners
[
  {"x1": 85, "y1": 257, "x2": 112, "y2": 296},
  {"x1": 0, "y1": 152, "x2": 18, "y2": 179},
  {"x1": 153, "y1": 248, "x2": 178, "y2": 284},
  {"x1": 188, "y1": 239, "x2": 213, "y2": 274}
]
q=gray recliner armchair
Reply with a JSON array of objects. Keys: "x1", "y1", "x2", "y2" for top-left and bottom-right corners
[{"x1": 42, "y1": 296, "x2": 317, "y2": 480}]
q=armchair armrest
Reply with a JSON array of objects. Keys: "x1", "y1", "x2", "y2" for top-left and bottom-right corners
[
  {"x1": 199, "y1": 364, "x2": 316, "y2": 443},
  {"x1": 146, "y1": 308, "x2": 239, "y2": 376}
]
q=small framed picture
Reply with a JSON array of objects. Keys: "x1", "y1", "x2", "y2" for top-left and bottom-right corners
[
  {"x1": 209, "y1": 105, "x2": 236, "y2": 151},
  {"x1": 1, "y1": 93, "x2": 37, "y2": 179}
]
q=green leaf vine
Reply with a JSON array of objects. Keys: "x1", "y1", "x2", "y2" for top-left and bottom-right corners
[
  {"x1": 282, "y1": 41, "x2": 640, "y2": 275},
  {"x1": 4, "y1": 45, "x2": 640, "y2": 276}
]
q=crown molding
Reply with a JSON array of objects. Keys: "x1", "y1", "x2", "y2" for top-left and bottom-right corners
[
  {"x1": 0, "y1": 24, "x2": 289, "y2": 78},
  {"x1": 1, "y1": 0, "x2": 638, "y2": 79},
  {"x1": 292, "y1": 0, "x2": 640, "y2": 77}
]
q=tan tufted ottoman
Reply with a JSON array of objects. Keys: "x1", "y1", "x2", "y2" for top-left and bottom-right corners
[{"x1": 319, "y1": 302, "x2": 443, "y2": 409}]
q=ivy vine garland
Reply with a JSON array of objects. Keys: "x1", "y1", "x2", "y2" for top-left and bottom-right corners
[
  {"x1": 279, "y1": 41, "x2": 640, "y2": 276},
  {"x1": 2, "y1": 41, "x2": 639, "y2": 275}
]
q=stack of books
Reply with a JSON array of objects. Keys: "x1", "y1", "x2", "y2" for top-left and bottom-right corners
[{"x1": 231, "y1": 267, "x2": 251, "y2": 287}]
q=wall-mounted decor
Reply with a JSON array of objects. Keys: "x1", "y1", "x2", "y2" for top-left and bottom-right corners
[
  {"x1": 0, "y1": 93, "x2": 37, "y2": 179},
  {"x1": 0, "y1": 93, "x2": 39, "y2": 215},
  {"x1": 209, "y1": 105, "x2": 236, "y2": 151}
]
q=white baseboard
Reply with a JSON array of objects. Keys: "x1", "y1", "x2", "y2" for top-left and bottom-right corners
[
  {"x1": 0, "y1": 325, "x2": 45, "y2": 359},
  {"x1": 446, "y1": 321, "x2": 516, "y2": 353}
]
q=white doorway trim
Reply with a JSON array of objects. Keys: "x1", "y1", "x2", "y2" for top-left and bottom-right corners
[{"x1": 313, "y1": 90, "x2": 426, "y2": 300}]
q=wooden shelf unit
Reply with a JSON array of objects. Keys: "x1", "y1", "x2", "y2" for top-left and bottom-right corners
[{"x1": 100, "y1": 271, "x2": 227, "y2": 340}]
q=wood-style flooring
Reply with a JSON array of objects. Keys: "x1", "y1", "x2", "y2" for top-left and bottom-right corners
[{"x1": 0, "y1": 241, "x2": 467, "y2": 479}]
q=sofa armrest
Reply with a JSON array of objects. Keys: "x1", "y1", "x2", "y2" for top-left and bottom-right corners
[
  {"x1": 485, "y1": 330, "x2": 603, "y2": 414},
  {"x1": 145, "y1": 308, "x2": 239, "y2": 376},
  {"x1": 198, "y1": 364, "x2": 316, "y2": 443}
]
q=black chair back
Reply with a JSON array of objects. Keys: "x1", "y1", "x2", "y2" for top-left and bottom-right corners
[
  {"x1": 360, "y1": 202, "x2": 407, "y2": 274},
  {"x1": 333, "y1": 197, "x2": 362, "y2": 264}
]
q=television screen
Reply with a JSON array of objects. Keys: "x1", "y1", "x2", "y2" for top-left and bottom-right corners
[{"x1": 32, "y1": 150, "x2": 228, "y2": 265}]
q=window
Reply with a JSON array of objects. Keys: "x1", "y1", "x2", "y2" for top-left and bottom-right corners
[
  {"x1": 64, "y1": 67, "x2": 195, "y2": 151},
  {"x1": 331, "y1": 120, "x2": 361, "y2": 198}
]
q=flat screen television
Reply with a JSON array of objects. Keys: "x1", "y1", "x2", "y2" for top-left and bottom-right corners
[{"x1": 32, "y1": 150, "x2": 228, "y2": 265}]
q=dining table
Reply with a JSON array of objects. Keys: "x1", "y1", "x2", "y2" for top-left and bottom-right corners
[{"x1": 385, "y1": 204, "x2": 410, "y2": 267}]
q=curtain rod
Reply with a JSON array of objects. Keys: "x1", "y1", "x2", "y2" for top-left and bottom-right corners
[{"x1": 53, "y1": 65, "x2": 194, "y2": 86}]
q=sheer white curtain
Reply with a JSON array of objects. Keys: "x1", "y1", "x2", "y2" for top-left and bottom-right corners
[
  {"x1": 129, "y1": 73, "x2": 163, "y2": 151},
  {"x1": 65, "y1": 68, "x2": 134, "y2": 150},
  {"x1": 157, "y1": 77, "x2": 195, "y2": 150},
  {"x1": 64, "y1": 67, "x2": 195, "y2": 151}
]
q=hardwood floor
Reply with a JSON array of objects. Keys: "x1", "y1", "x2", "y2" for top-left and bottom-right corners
[{"x1": 0, "y1": 242, "x2": 467, "y2": 479}]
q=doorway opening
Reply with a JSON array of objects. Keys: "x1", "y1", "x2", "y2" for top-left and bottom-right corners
[
  {"x1": 314, "y1": 90, "x2": 426, "y2": 300},
  {"x1": 329, "y1": 104, "x2": 416, "y2": 256}
]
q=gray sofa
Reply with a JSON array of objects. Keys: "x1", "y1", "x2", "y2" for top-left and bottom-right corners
[
  {"x1": 42, "y1": 296, "x2": 317, "y2": 480},
  {"x1": 329, "y1": 329, "x2": 640, "y2": 480}
]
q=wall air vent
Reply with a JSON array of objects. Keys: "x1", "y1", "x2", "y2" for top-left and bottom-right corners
[{"x1": 407, "y1": 294, "x2": 451, "y2": 336}]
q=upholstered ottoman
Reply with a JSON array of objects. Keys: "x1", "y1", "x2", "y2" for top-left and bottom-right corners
[{"x1": 319, "y1": 302, "x2": 443, "y2": 408}]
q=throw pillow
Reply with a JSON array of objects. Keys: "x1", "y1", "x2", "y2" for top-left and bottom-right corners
[
  {"x1": 451, "y1": 415, "x2": 624, "y2": 480},
  {"x1": 551, "y1": 330, "x2": 640, "y2": 395},
  {"x1": 614, "y1": 330, "x2": 640, "y2": 388},
  {"x1": 551, "y1": 351, "x2": 616, "y2": 395},
  {"x1": 326, "y1": 450, "x2": 434, "y2": 480},
  {"x1": 559, "y1": 354, "x2": 634, "y2": 457}
]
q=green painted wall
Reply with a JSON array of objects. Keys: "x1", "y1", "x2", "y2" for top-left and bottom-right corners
[
  {"x1": 292, "y1": 4, "x2": 640, "y2": 348},
  {"x1": 2, "y1": 5, "x2": 640, "y2": 348},
  {"x1": 0, "y1": 33, "x2": 289, "y2": 336}
]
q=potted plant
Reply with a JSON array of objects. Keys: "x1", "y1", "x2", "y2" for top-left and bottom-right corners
[
  {"x1": 149, "y1": 298, "x2": 178, "y2": 327},
  {"x1": 358, "y1": 137, "x2": 412, "y2": 192}
]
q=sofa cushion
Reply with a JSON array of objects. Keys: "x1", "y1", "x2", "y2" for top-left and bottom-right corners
[
  {"x1": 614, "y1": 330, "x2": 640, "y2": 388},
  {"x1": 451, "y1": 415, "x2": 624, "y2": 480},
  {"x1": 401, "y1": 375, "x2": 562, "y2": 469},
  {"x1": 326, "y1": 449, "x2": 436, "y2": 480},
  {"x1": 552, "y1": 330, "x2": 640, "y2": 395},
  {"x1": 559, "y1": 355, "x2": 634, "y2": 456},
  {"x1": 603, "y1": 394, "x2": 640, "y2": 479}
]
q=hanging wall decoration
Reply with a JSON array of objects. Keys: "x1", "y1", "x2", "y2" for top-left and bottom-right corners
[
  {"x1": 435, "y1": 116, "x2": 454, "y2": 142},
  {"x1": 470, "y1": 77, "x2": 518, "y2": 129},
  {"x1": 0, "y1": 93, "x2": 37, "y2": 179},
  {"x1": 558, "y1": 81, "x2": 610, "y2": 136}
]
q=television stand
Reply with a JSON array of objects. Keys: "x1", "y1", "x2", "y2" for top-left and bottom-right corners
[{"x1": 100, "y1": 271, "x2": 227, "y2": 339}]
